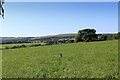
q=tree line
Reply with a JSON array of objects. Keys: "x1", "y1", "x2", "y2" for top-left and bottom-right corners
[
  {"x1": 47, "y1": 29, "x2": 119, "y2": 45},
  {"x1": 75, "y1": 29, "x2": 119, "y2": 42},
  {"x1": 1, "y1": 29, "x2": 119, "y2": 45}
]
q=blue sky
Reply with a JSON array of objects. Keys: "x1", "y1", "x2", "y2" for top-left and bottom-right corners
[{"x1": 1, "y1": 2, "x2": 118, "y2": 37}]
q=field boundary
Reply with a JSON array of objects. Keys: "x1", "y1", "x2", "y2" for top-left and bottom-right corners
[
  {"x1": 118, "y1": 1, "x2": 120, "y2": 80},
  {"x1": 0, "y1": 44, "x2": 1, "y2": 78},
  {"x1": 0, "y1": 19, "x2": 2, "y2": 80},
  {"x1": 0, "y1": 48, "x2": 1, "y2": 80},
  {"x1": 1, "y1": 78, "x2": 119, "y2": 80}
]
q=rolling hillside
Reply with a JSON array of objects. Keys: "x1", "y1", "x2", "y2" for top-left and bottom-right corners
[
  {"x1": 0, "y1": 33, "x2": 117, "y2": 44},
  {"x1": 2, "y1": 40, "x2": 118, "y2": 78}
]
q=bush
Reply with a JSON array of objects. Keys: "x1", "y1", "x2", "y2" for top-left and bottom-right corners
[
  {"x1": 11, "y1": 46, "x2": 17, "y2": 49},
  {"x1": 5, "y1": 46, "x2": 10, "y2": 49},
  {"x1": 29, "y1": 44, "x2": 34, "y2": 47},
  {"x1": 118, "y1": 32, "x2": 120, "y2": 39},
  {"x1": 21, "y1": 44, "x2": 26, "y2": 47},
  {"x1": 45, "y1": 43, "x2": 52, "y2": 45},
  {"x1": 68, "y1": 40, "x2": 74, "y2": 43},
  {"x1": 38, "y1": 44, "x2": 41, "y2": 46},
  {"x1": 99, "y1": 34, "x2": 107, "y2": 41},
  {"x1": 107, "y1": 35, "x2": 113, "y2": 40},
  {"x1": 29, "y1": 44, "x2": 41, "y2": 47},
  {"x1": 46, "y1": 40, "x2": 54, "y2": 45},
  {"x1": 113, "y1": 34, "x2": 118, "y2": 39},
  {"x1": 34, "y1": 44, "x2": 41, "y2": 46},
  {"x1": 16, "y1": 45, "x2": 20, "y2": 48}
]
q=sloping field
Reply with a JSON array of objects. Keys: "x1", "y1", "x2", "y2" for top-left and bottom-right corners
[
  {"x1": 1, "y1": 43, "x2": 46, "y2": 49},
  {"x1": 2, "y1": 40, "x2": 118, "y2": 78}
]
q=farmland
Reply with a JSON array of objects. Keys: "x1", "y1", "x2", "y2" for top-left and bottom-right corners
[
  {"x1": 2, "y1": 40, "x2": 118, "y2": 78},
  {"x1": 1, "y1": 43, "x2": 46, "y2": 50}
]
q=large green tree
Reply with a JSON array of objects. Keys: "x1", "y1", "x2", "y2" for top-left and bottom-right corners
[{"x1": 75, "y1": 29, "x2": 98, "y2": 42}]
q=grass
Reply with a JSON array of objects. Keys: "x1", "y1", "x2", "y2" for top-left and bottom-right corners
[
  {"x1": 1, "y1": 43, "x2": 46, "y2": 49},
  {"x1": 2, "y1": 40, "x2": 118, "y2": 78}
]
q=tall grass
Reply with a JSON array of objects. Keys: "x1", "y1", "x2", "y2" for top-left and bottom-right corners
[{"x1": 2, "y1": 40, "x2": 118, "y2": 78}]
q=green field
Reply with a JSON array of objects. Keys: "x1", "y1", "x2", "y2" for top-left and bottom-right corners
[
  {"x1": 1, "y1": 43, "x2": 46, "y2": 49},
  {"x1": 2, "y1": 40, "x2": 118, "y2": 78}
]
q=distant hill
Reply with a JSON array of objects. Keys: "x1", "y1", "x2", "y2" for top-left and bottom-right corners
[
  {"x1": 30, "y1": 33, "x2": 77, "y2": 41},
  {"x1": 0, "y1": 34, "x2": 77, "y2": 44},
  {"x1": 0, "y1": 33, "x2": 117, "y2": 44}
]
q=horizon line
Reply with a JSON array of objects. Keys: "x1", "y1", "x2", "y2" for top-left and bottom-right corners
[{"x1": 0, "y1": 32, "x2": 118, "y2": 37}]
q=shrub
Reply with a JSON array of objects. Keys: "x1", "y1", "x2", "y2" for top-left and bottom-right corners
[
  {"x1": 5, "y1": 46, "x2": 10, "y2": 49},
  {"x1": 29, "y1": 45, "x2": 34, "y2": 47},
  {"x1": 29, "y1": 44, "x2": 41, "y2": 47},
  {"x1": 118, "y1": 32, "x2": 120, "y2": 39},
  {"x1": 113, "y1": 34, "x2": 118, "y2": 39},
  {"x1": 21, "y1": 44, "x2": 26, "y2": 47},
  {"x1": 99, "y1": 34, "x2": 107, "y2": 41},
  {"x1": 11, "y1": 46, "x2": 17, "y2": 49},
  {"x1": 68, "y1": 40, "x2": 74, "y2": 43},
  {"x1": 107, "y1": 35, "x2": 113, "y2": 40},
  {"x1": 34, "y1": 44, "x2": 40, "y2": 46},
  {"x1": 38, "y1": 44, "x2": 41, "y2": 46},
  {"x1": 46, "y1": 40, "x2": 54, "y2": 45}
]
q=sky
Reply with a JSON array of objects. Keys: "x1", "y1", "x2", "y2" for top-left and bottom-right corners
[
  {"x1": 1, "y1": 2, "x2": 118, "y2": 37},
  {"x1": 4, "y1": 0, "x2": 120, "y2": 2}
]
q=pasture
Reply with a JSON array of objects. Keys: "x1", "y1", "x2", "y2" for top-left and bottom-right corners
[
  {"x1": 1, "y1": 43, "x2": 46, "y2": 49},
  {"x1": 2, "y1": 40, "x2": 118, "y2": 78}
]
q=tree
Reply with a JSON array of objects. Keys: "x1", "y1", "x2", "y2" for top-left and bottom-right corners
[
  {"x1": 0, "y1": 0, "x2": 4, "y2": 18},
  {"x1": 75, "y1": 29, "x2": 98, "y2": 42},
  {"x1": 107, "y1": 35, "x2": 113, "y2": 40},
  {"x1": 46, "y1": 40, "x2": 55, "y2": 45},
  {"x1": 99, "y1": 34, "x2": 107, "y2": 41},
  {"x1": 118, "y1": 32, "x2": 120, "y2": 39},
  {"x1": 68, "y1": 39, "x2": 74, "y2": 43},
  {"x1": 75, "y1": 33, "x2": 83, "y2": 42},
  {"x1": 113, "y1": 34, "x2": 118, "y2": 39}
]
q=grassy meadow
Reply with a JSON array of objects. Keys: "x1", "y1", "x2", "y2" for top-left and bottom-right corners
[
  {"x1": 2, "y1": 40, "x2": 118, "y2": 78},
  {"x1": 1, "y1": 43, "x2": 46, "y2": 49}
]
